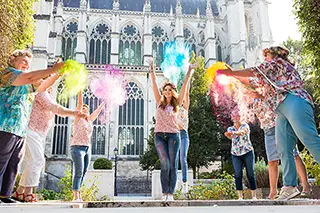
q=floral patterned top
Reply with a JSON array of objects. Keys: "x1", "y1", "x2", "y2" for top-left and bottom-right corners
[
  {"x1": 0, "y1": 67, "x2": 36, "y2": 137},
  {"x1": 71, "y1": 118, "x2": 93, "y2": 146},
  {"x1": 29, "y1": 92, "x2": 70, "y2": 137},
  {"x1": 154, "y1": 105, "x2": 179, "y2": 133},
  {"x1": 227, "y1": 123, "x2": 254, "y2": 156},
  {"x1": 178, "y1": 106, "x2": 189, "y2": 130},
  {"x1": 251, "y1": 57, "x2": 313, "y2": 110},
  {"x1": 252, "y1": 98, "x2": 276, "y2": 130}
]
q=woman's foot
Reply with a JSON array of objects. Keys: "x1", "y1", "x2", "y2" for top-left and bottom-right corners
[
  {"x1": 23, "y1": 194, "x2": 38, "y2": 203},
  {"x1": 11, "y1": 191, "x2": 24, "y2": 202},
  {"x1": 268, "y1": 190, "x2": 278, "y2": 200},
  {"x1": 167, "y1": 194, "x2": 174, "y2": 201},
  {"x1": 160, "y1": 194, "x2": 167, "y2": 201},
  {"x1": 300, "y1": 188, "x2": 312, "y2": 198}
]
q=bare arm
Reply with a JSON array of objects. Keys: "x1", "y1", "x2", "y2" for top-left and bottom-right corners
[
  {"x1": 178, "y1": 65, "x2": 194, "y2": 106},
  {"x1": 147, "y1": 58, "x2": 161, "y2": 105},
  {"x1": 36, "y1": 73, "x2": 61, "y2": 92},
  {"x1": 77, "y1": 91, "x2": 83, "y2": 111},
  {"x1": 183, "y1": 81, "x2": 190, "y2": 110},
  {"x1": 224, "y1": 132, "x2": 232, "y2": 140},
  {"x1": 89, "y1": 101, "x2": 107, "y2": 122},
  {"x1": 221, "y1": 67, "x2": 254, "y2": 86},
  {"x1": 12, "y1": 62, "x2": 65, "y2": 86}
]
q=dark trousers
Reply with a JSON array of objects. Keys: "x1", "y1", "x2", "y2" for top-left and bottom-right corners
[
  {"x1": 0, "y1": 131, "x2": 24, "y2": 197},
  {"x1": 231, "y1": 151, "x2": 257, "y2": 190}
]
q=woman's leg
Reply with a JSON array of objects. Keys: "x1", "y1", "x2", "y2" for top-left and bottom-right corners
[
  {"x1": 154, "y1": 133, "x2": 170, "y2": 195},
  {"x1": 231, "y1": 155, "x2": 244, "y2": 198},
  {"x1": 268, "y1": 160, "x2": 279, "y2": 199},
  {"x1": 243, "y1": 151, "x2": 257, "y2": 198},
  {"x1": 294, "y1": 154, "x2": 311, "y2": 193},
  {"x1": 179, "y1": 130, "x2": 189, "y2": 183},
  {"x1": 168, "y1": 133, "x2": 181, "y2": 195},
  {"x1": 71, "y1": 146, "x2": 85, "y2": 200}
]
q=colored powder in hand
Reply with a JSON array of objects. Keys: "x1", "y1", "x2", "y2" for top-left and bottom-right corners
[
  {"x1": 90, "y1": 65, "x2": 126, "y2": 121},
  {"x1": 206, "y1": 61, "x2": 228, "y2": 81},
  {"x1": 58, "y1": 59, "x2": 88, "y2": 102},
  {"x1": 160, "y1": 41, "x2": 190, "y2": 89}
]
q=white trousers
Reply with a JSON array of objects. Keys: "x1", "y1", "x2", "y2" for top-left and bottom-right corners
[{"x1": 19, "y1": 129, "x2": 45, "y2": 187}]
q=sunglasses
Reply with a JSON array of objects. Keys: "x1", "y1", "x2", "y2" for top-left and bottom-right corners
[{"x1": 11, "y1": 51, "x2": 32, "y2": 58}]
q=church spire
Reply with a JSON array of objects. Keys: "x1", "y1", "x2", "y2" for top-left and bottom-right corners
[
  {"x1": 176, "y1": 0, "x2": 182, "y2": 16},
  {"x1": 143, "y1": 0, "x2": 151, "y2": 13},
  {"x1": 206, "y1": 0, "x2": 213, "y2": 18},
  {"x1": 113, "y1": 0, "x2": 119, "y2": 10}
]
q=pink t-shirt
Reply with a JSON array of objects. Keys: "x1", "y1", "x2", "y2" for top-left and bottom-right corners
[
  {"x1": 154, "y1": 105, "x2": 179, "y2": 133},
  {"x1": 71, "y1": 118, "x2": 93, "y2": 146},
  {"x1": 28, "y1": 92, "x2": 62, "y2": 136}
]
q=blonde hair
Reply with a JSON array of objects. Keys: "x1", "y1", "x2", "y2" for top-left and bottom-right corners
[
  {"x1": 159, "y1": 83, "x2": 179, "y2": 113},
  {"x1": 8, "y1": 49, "x2": 33, "y2": 67}
]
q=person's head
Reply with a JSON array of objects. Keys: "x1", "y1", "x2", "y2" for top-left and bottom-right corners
[
  {"x1": 81, "y1": 104, "x2": 90, "y2": 116},
  {"x1": 8, "y1": 50, "x2": 33, "y2": 71},
  {"x1": 159, "y1": 82, "x2": 179, "y2": 112},
  {"x1": 262, "y1": 46, "x2": 295, "y2": 66},
  {"x1": 231, "y1": 110, "x2": 240, "y2": 124}
]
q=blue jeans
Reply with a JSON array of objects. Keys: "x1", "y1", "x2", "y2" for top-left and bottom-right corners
[
  {"x1": 179, "y1": 130, "x2": 189, "y2": 183},
  {"x1": 231, "y1": 151, "x2": 257, "y2": 190},
  {"x1": 70, "y1": 145, "x2": 91, "y2": 191},
  {"x1": 276, "y1": 93, "x2": 320, "y2": 186},
  {"x1": 154, "y1": 132, "x2": 181, "y2": 194}
]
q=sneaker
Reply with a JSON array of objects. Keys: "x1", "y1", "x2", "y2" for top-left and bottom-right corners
[
  {"x1": 237, "y1": 197, "x2": 243, "y2": 200},
  {"x1": 72, "y1": 198, "x2": 82, "y2": 202},
  {"x1": 167, "y1": 195, "x2": 174, "y2": 201},
  {"x1": 160, "y1": 194, "x2": 167, "y2": 201},
  {"x1": 276, "y1": 187, "x2": 300, "y2": 201},
  {"x1": 0, "y1": 197, "x2": 18, "y2": 203},
  {"x1": 252, "y1": 197, "x2": 258, "y2": 200},
  {"x1": 182, "y1": 183, "x2": 188, "y2": 194}
]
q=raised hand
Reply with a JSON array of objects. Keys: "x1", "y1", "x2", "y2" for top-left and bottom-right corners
[{"x1": 52, "y1": 62, "x2": 65, "y2": 73}]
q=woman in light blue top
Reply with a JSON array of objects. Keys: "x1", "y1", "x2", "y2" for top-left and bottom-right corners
[{"x1": 0, "y1": 50, "x2": 65, "y2": 203}]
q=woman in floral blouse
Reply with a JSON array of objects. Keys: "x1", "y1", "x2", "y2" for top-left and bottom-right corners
[
  {"x1": 221, "y1": 46, "x2": 320, "y2": 200},
  {"x1": 224, "y1": 110, "x2": 257, "y2": 200}
]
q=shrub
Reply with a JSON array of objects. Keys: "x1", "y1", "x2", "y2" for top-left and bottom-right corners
[
  {"x1": 243, "y1": 158, "x2": 283, "y2": 188},
  {"x1": 93, "y1": 158, "x2": 113, "y2": 170},
  {"x1": 154, "y1": 159, "x2": 161, "y2": 170},
  {"x1": 175, "y1": 171, "x2": 237, "y2": 200},
  {"x1": 37, "y1": 166, "x2": 100, "y2": 201},
  {"x1": 198, "y1": 170, "x2": 223, "y2": 179}
]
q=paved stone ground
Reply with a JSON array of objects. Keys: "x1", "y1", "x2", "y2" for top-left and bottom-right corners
[{"x1": 1, "y1": 206, "x2": 320, "y2": 213}]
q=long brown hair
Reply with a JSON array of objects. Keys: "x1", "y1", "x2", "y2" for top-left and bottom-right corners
[
  {"x1": 159, "y1": 83, "x2": 179, "y2": 112},
  {"x1": 263, "y1": 46, "x2": 295, "y2": 66}
]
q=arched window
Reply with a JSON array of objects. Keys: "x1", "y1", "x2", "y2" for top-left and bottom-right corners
[
  {"x1": 217, "y1": 45, "x2": 222, "y2": 61},
  {"x1": 184, "y1": 27, "x2": 196, "y2": 56},
  {"x1": 89, "y1": 23, "x2": 111, "y2": 64},
  {"x1": 119, "y1": 25, "x2": 142, "y2": 65},
  {"x1": 62, "y1": 21, "x2": 78, "y2": 60},
  {"x1": 83, "y1": 88, "x2": 107, "y2": 155},
  {"x1": 118, "y1": 82, "x2": 144, "y2": 156},
  {"x1": 198, "y1": 31, "x2": 205, "y2": 58},
  {"x1": 152, "y1": 26, "x2": 169, "y2": 66},
  {"x1": 215, "y1": 33, "x2": 223, "y2": 61},
  {"x1": 52, "y1": 81, "x2": 70, "y2": 155}
]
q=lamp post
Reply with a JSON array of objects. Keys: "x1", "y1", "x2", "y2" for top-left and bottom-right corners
[{"x1": 113, "y1": 147, "x2": 119, "y2": 196}]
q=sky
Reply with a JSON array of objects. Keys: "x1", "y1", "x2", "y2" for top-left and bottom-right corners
[{"x1": 268, "y1": 0, "x2": 301, "y2": 45}]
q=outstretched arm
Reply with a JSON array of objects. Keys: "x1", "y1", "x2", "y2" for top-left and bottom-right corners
[
  {"x1": 178, "y1": 64, "x2": 195, "y2": 106},
  {"x1": 36, "y1": 73, "x2": 61, "y2": 92},
  {"x1": 12, "y1": 62, "x2": 65, "y2": 86},
  {"x1": 89, "y1": 101, "x2": 107, "y2": 122},
  {"x1": 220, "y1": 67, "x2": 254, "y2": 86},
  {"x1": 77, "y1": 91, "x2": 83, "y2": 111},
  {"x1": 147, "y1": 58, "x2": 161, "y2": 105}
]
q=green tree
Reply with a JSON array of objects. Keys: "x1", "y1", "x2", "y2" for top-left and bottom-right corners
[
  {"x1": 139, "y1": 118, "x2": 158, "y2": 171},
  {"x1": 188, "y1": 55, "x2": 222, "y2": 178},
  {"x1": 294, "y1": 0, "x2": 320, "y2": 103},
  {"x1": 0, "y1": 0, "x2": 36, "y2": 70}
]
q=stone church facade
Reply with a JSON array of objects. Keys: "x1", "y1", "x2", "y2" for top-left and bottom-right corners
[{"x1": 30, "y1": 0, "x2": 272, "y2": 193}]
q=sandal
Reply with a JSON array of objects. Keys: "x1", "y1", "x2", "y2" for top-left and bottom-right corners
[
  {"x1": 23, "y1": 194, "x2": 38, "y2": 203},
  {"x1": 11, "y1": 191, "x2": 24, "y2": 202},
  {"x1": 300, "y1": 189, "x2": 312, "y2": 198}
]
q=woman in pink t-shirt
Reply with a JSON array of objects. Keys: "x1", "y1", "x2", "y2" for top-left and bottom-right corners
[
  {"x1": 147, "y1": 58, "x2": 195, "y2": 201},
  {"x1": 70, "y1": 91, "x2": 106, "y2": 202}
]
